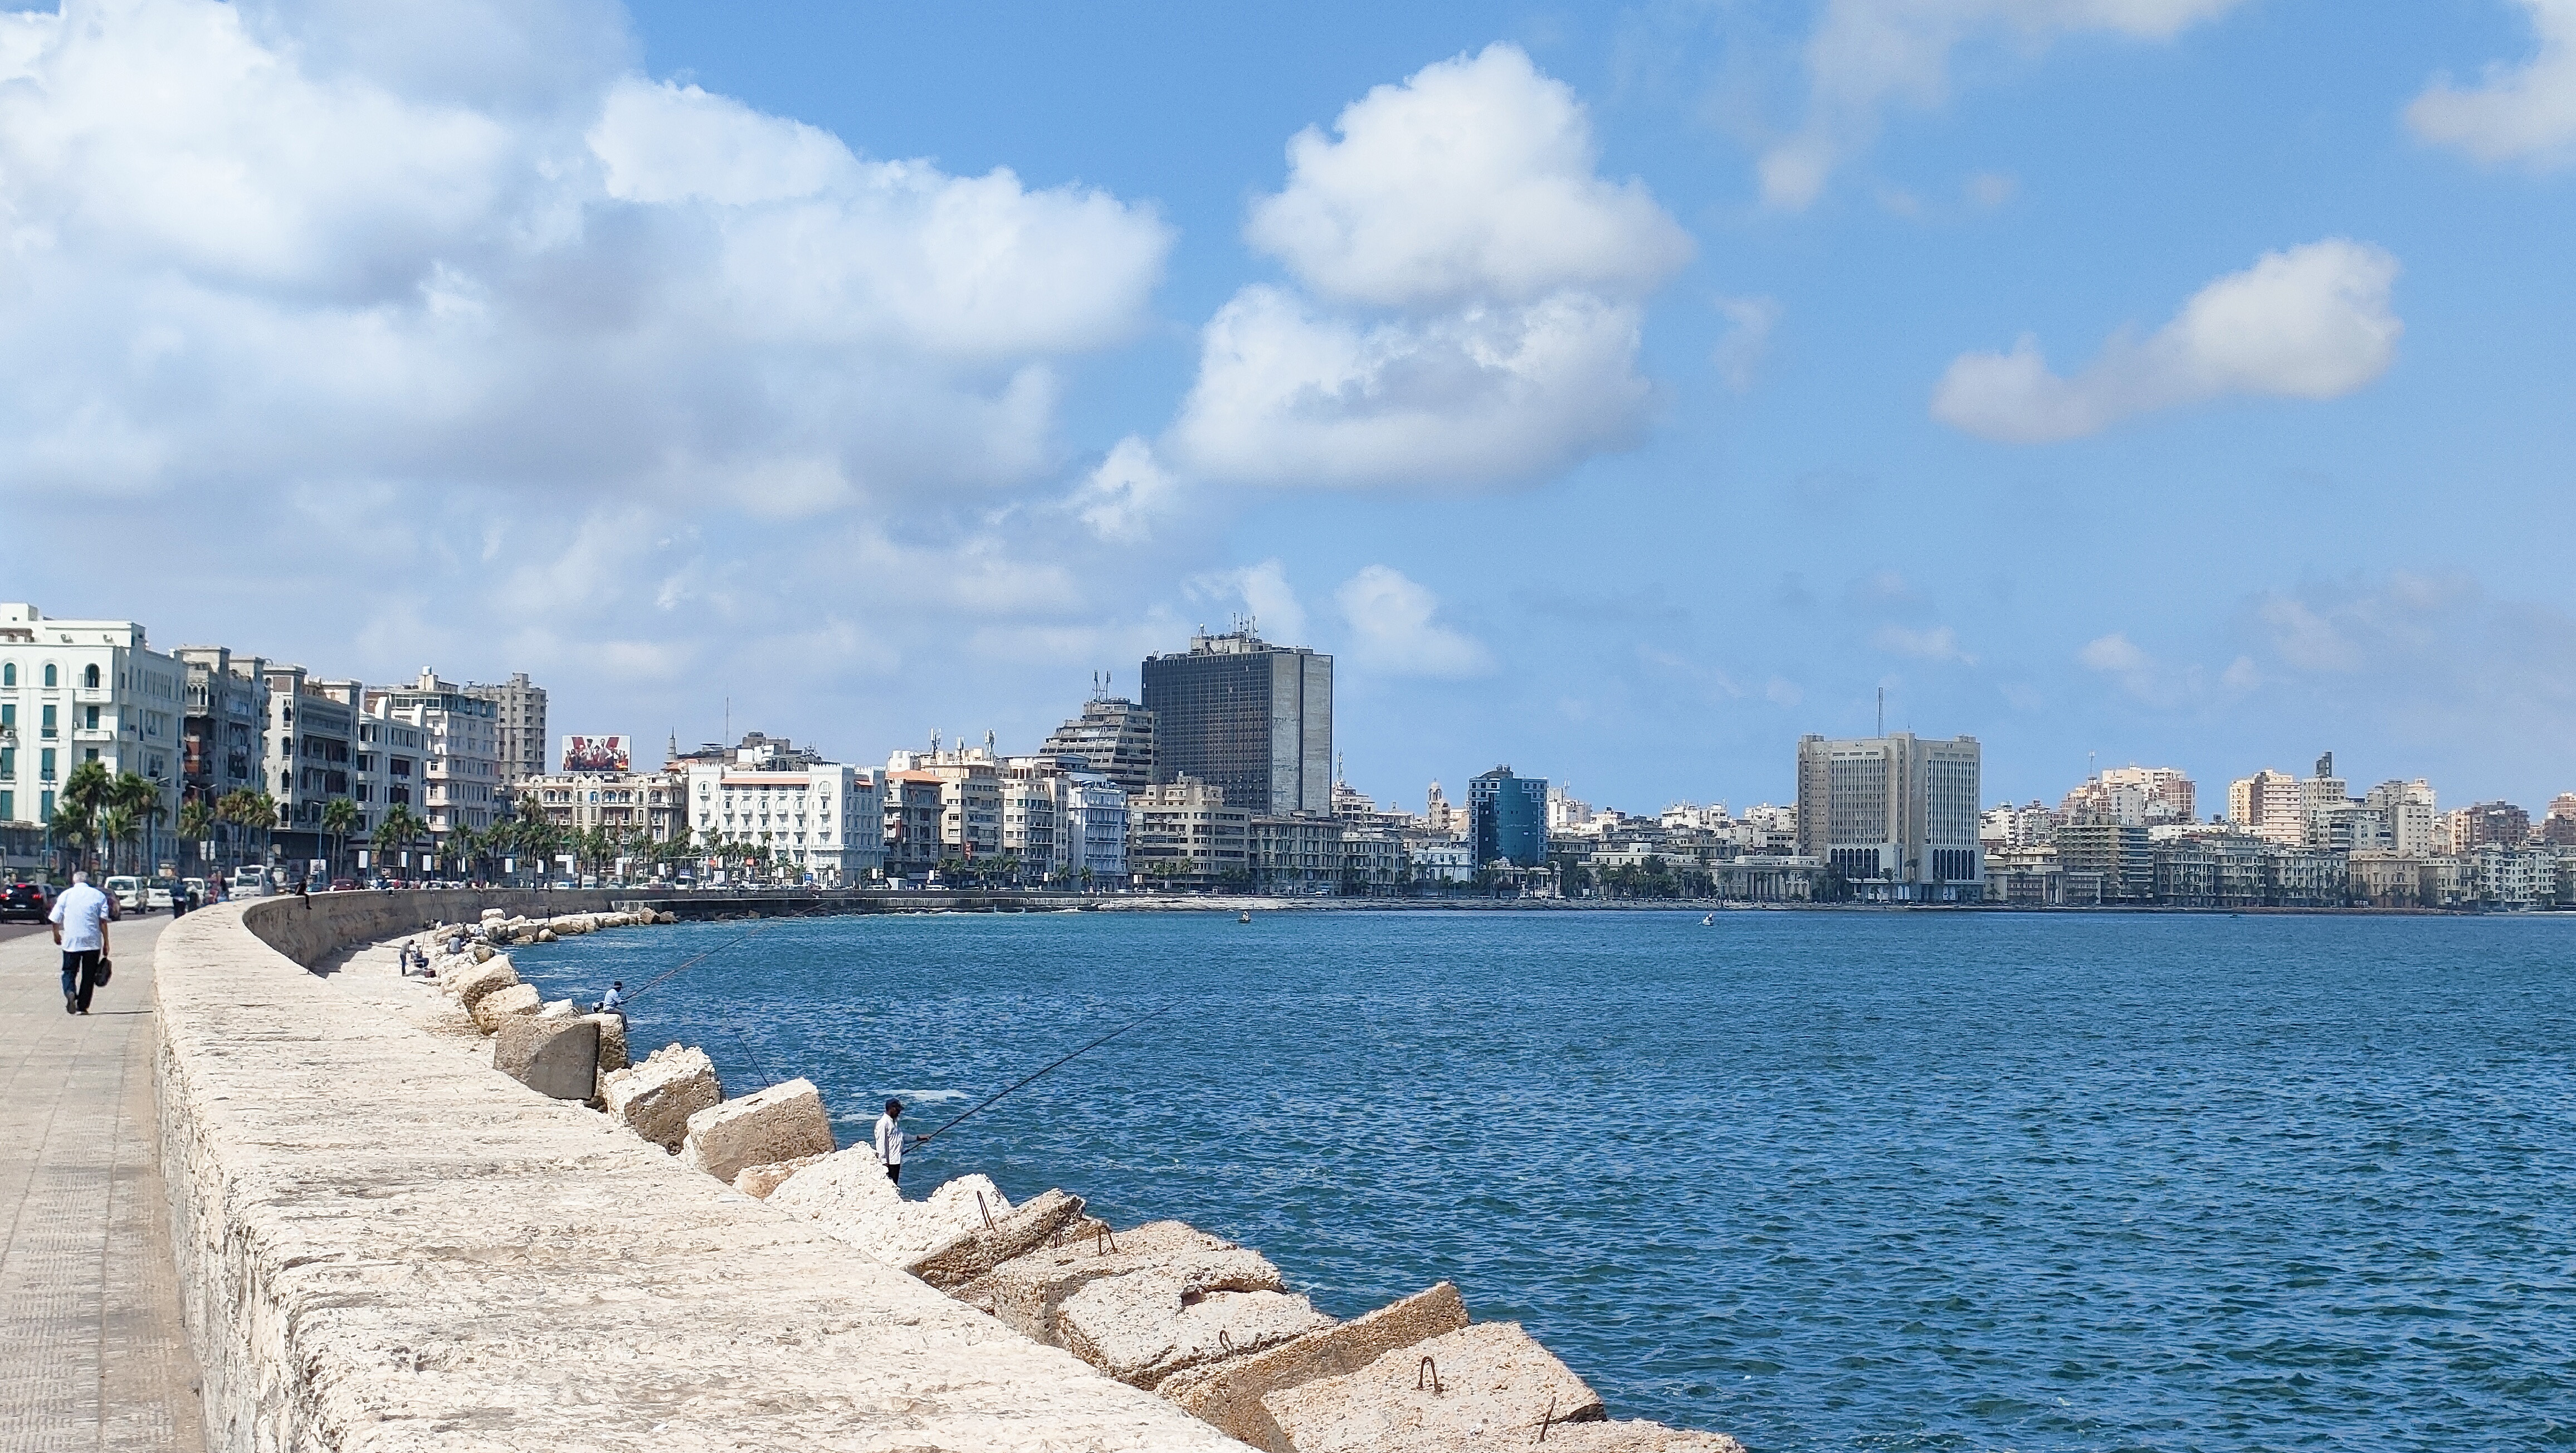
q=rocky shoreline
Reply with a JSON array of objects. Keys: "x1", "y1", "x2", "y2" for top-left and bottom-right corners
[{"x1": 382, "y1": 908, "x2": 1748, "y2": 1452}]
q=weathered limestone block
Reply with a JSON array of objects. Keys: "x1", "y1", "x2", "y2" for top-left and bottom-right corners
[
  {"x1": 982, "y1": 1221, "x2": 1284, "y2": 1347},
  {"x1": 1260, "y1": 1322, "x2": 1604, "y2": 1453},
  {"x1": 470, "y1": 982, "x2": 541, "y2": 1035},
  {"x1": 492, "y1": 1015, "x2": 601, "y2": 1100},
  {"x1": 536, "y1": 928, "x2": 557, "y2": 943},
  {"x1": 762, "y1": 1150, "x2": 1019, "y2": 1264},
  {"x1": 479, "y1": 907, "x2": 506, "y2": 920},
  {"x1": 469, "y1": 942, "x2": 496, "y2": 962},
  {"x1": 1525, "y1": 1422, "x2": 1750, "y2": 1452},
  {"x1": 679, "y1": 1078, "x2": 836, "y2": 1184},
  {"x1": 443, "y1": 957, "x2": 518, "y2": 1010},
  {"x1": 601, "y1": 1045, "x2": 722, "y2": 1152},
  {"x1": 732, "y1": 1153, "x2": 831, "y2": 1199},
  {"x1": 538, "y1": 998, "x2": 576, "y2": 1020},
  {"x1": 1159, "y1": 1281, "x2": 1468, "y2": 1451},
  {"x1": 1057, "y1": 1275, "x2": 1333, "y2": 1391},
  {"x1": 583, "y1": 1013, "x2": 628, "y2": 1075},
  {"x1": 905, "y1": 1188, "x2": 1090, "y2": 1290}
]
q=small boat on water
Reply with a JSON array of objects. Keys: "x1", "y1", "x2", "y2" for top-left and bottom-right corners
[
  {"x1": 1701, "y1": 913, "x2": 1715, "y2": 925},
  {"x1": 1238, "y1": 910, "x2": 1252, "y2": 923}
]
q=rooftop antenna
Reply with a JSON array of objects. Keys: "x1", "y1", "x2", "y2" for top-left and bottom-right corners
[{"x1": 1876, "y1": 687, "x2": 1884, "y2": 737}]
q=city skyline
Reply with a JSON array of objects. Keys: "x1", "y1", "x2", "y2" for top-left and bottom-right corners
[{"x1": 8, "y1": 2, "x2": 2574, "y2": 812}]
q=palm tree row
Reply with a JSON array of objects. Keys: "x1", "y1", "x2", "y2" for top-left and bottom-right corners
[{"x1": 48, "y1": 761, "x2": 172, "y2": 876}]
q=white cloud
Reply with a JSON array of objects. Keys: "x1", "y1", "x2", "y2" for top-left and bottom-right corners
[
  {"x1": 1713, "y1": 295, "x2": 1783, "y2": 392},
  {"x1": 1875, "y1": 623, "x2": 1976, "y2": 664},
  {"x1": 1335, "y1": 567, "x2": 1493, "y2": 679},
  {"x1": 1070, "y1": 436, "x2": 1185, "y2": 543},
  {"x1": 1246, "y1": 44, "x2": 1691, "y2": 309},
  {"x1": 1167, "y1": 286, "x2": 1652, "y2": 487},
  {"x1": 1187, "y1": 559, "x2": 1307, "y2": 645},
  {"x1": 1762, "y1": 0, "x2": 2246, "y2": 210},
  {"x1": 0, "y1": 0, "x2": 1172, "y2": 514},
  {"x1": 1931, "y1": 238, "x2": 2402, "y2": 442},
  {"x1": 2407, "y1": 0, "x2": 2576, "y2": 168},
  {"x1": 1170, "y1": 45, "x2": 1687, "y2": 491}
]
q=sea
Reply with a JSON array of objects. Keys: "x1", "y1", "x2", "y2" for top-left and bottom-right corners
[{"x1": 506, "y1": 908, "x2": 2576, "y2": 1452}]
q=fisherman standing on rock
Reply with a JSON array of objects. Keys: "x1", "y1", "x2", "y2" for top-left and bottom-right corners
[{"x1": 875, "y1": 1098, "x2": 923, "y2": 1188}]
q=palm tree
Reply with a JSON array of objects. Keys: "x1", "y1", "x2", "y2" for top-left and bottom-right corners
[
  {"x1": 52, "y1": 760, "x2": 114, "y2": 872},
  {"x1": 321, "y1": 798, "x2": 362, "y2": 880},
  {"x1": 96, "y1": 806, "x2": 139, "y2": 876},
  {"x1": 179, "y1": 797, "x2": 214, "y2": 872},
  {"x1": 108, "y1": 771, "x2": 162, "y2": 874},
  {"x1": 373, "y1": 803, "x2": 423, "y2": 880}
]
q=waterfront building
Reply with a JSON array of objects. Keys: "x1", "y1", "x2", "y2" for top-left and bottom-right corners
[
  {"x1": 1470, "y1": 765, "x2": 1550, "y2": 869},
  {"x1": 0, "y1": 603, "x2": 186, "y2": 866},
  {"x1": 2263, "y1": 847, "x2": 2349, "y2": 909},
  {"x1": 173, "y1": 645, "x2": 271, "y2": 860},
  {"x1": 2058, "y1": 821, "x2": 2155, "y2": 902},
  {"x1": 2466, "y1": 845, "x2": 2557, "y2": 910},
  {"x1": 1984, "y1": 845, "x2": 2066, "y2": 906},
  {"x1": 2446, "y1": 800, "x2": 2533, "y2": 851},
  {"x1": 338, "y1": 694, "x2": 426, "y2": 862},
  {"x1": 2226, "y1": 769, "x2": 2305, "y2": 845},
  {"x1": 1407, "y1": 832, "x2": 1474, "y2": 884},
  {"x1": 363, "y1": 671, "x2": 501, "y2": 848},
  {"x1": 2151, "y1": 835, "x2": 2267, "y2": 908},
  {"x1": 2541, "y1": 793, "x2": 2576, "y2": 846},
  {"x1": 1250, "y1": 815, "x2": 1339, "y2": 892},
  {"x1": 880, "y1": 773, "x2": 945, "y2": 880},
  {"x1": 464, "y1": 672, "x2": 549, "y2": 793},
  {"x1": 525, "y1": 768, "x2": 687, "y2": 847},
  {"x1": 1544, "y1": 784, "x2": 1594, "y2": 833},
  {"x1": 2348, "y1": 850, "x2": 2428, "y2": 909},
  {"x1": 1129, "y1": 776, "x2": 1248, "y2": 886},
  {"x1": 1140, "y1": 626, "x2": 1331, "y2": 815},
  {"x1": 1706, "y1": 854, "x2": 1823, "y2": 902},
  {"x1": 1062, "y1": 773, "x2": 1130, "y2": 883},
  {"x1": 1037, "y1": 686, "x2": 1157, "y2": 795},
  {"x1": 1794, "y1": 733, "x2": 1984, "y2": 902},
  {"x1": 685, "y1": 757, "x2": 881, "y2": 885},
  {"x1": 263, "y1": 664, "x2": 359, "y2": 868},
  {"x1": 883, "y1": 743, "x2": 1004, "y2": 874},
  {"x1": 1731, "y1": 803, "x2": 1800, "y2": 854},
  {"x1": 2364, "y1": 779, "x2": 2440, "y2": 854},
  {"x1": 1425, "y1": 782, "x2": 1464, "y2": 835},
  {"x1": 999, "y1": 755, "x2": 1081, "y2": 881},
  {"x1": 2064, "y1": 767, "x2": 2194, "y2": 827}
]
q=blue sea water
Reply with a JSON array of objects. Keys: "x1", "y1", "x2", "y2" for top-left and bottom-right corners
[{"x1": 509, "y1": 909, "x2": 2576, "y2": 1451}]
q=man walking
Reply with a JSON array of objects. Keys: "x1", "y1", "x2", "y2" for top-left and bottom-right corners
[{"x1": 49, "y1": 869, "x2": 111, "y2": 1016}]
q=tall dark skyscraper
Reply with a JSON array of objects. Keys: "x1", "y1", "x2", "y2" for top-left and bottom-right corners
[
  {"x1": 1140, "y1": 627, "x2": 1332, "y2": 815},
  {"x1": 1470, "y1": 765, "x2": 1549, "y2": 867}
]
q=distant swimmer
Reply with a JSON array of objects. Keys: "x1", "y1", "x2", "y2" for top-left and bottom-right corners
[{"x1": 876, "y1": 1098, "x2": 921, "y2": 1187}]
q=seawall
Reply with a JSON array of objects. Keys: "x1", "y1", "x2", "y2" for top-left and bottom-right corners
[{"x1": 153, "y1": 892, "x2": 1247, "y2": 1452}]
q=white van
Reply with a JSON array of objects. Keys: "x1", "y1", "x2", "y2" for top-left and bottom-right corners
[
  {"x1": 228, "y1": 866, "x2": 272, "y2": 898},
  {"x1": 105, "y1": 875, "x2": 143, "y2": 911}
]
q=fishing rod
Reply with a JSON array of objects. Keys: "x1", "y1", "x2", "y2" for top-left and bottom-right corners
[
  {"x1": 911, "y1": 999, "x2": 1183, "y2": 1150},
  {"x1": 621, "y1": 918, "x2": 778, "y2": 1004}
]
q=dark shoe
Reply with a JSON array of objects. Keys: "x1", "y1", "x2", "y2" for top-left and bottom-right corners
[{"x1": 65, "y1": 994, "x2": 78, "y2": 1014}]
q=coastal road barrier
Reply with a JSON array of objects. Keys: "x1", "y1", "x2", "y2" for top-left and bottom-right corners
[{"x1": 152, "y1": 891, "x2": 1251, "y2": 1453}]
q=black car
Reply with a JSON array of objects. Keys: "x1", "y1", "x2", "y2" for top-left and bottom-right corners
[{"x1": 0, "y1": 881, "x2": 52, "y2": 923}]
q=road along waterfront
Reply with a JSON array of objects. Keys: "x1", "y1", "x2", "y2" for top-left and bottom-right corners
[{"x1": 513, "y1": 908, "x2": 2576, "y2": 1452}]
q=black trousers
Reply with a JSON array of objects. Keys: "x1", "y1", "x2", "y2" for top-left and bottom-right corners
[
  {"x1": 885, "y1": 1161, "x2": 902, "y2": 1185},
  {"x1": 61, "y1": 950, "x2": 101, "y2": 1012}
]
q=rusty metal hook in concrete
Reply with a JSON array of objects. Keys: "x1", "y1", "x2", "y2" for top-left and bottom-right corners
[
  {"x1": 975, "y1": 1191, "x2": 996, "y2": 1230},
  {"x1": 1536, "y1": 1394, "x2": 1558, "y2": 1442},
  {"x1": 1417, "y1": 1356, "x2": 1443, "y2": 1395},
  {"x1": 1218, "y1": 1330, "x2": 1235, "y2": 1356},
  {"x1": 1096, "y1": 1225, "x2": 1120, "y2": 1256}
]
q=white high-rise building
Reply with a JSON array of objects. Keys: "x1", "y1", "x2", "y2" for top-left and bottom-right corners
[
  {"x1": 2363, "y1": 779, "x2": 2438, "y2": 855},
  {"x1": 686, "y1": 755, "x2": 882, "y2": 885},
  {"x1": 2227, "y1": 769, "x2": 2305, "y2": 844},
  {"x1": 0, "y1": 603, "x2": 185, "y2": 864},
  {"x1": 1796, "y1": 733, "x2": 1983, "y2": 901},
  {"x1": 364, "y1": 670, "x2": 501, "y2": 846}
]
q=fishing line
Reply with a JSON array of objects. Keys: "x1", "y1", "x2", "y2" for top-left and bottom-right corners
[
  {"x1": 911, "y1": 999, "x2": 1185, "y2": 1151},
  {"x1": 621, "y1": 918, "x2": 778, "y2": 1004}
]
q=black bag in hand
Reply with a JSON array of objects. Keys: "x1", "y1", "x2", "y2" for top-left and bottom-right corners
[{"x1": 92, "y1": 955, "x2": 112, "y2": 987}]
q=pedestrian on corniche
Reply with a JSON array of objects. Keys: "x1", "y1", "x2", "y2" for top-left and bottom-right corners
[
  {"x1": 49, "y1": 869, "x2": 111, "y2": 1016},
  {"x1": 875, "y1": 1098, "x2": 916, "y2": 1188}
]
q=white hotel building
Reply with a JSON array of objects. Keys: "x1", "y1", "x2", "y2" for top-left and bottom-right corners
[
  {"x1": 686, "y1": 757, "x2": 884, "y2": 885},
  {"x1": 1, "y1": 603, "x2": 186, "y2": 861}
]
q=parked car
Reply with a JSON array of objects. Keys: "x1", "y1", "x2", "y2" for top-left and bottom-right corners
[
  {"x1": 228, "y1": 866, "x2": 272, "y2": 898},
  {"x1": 182, "y1": 877, "x2": 208, "y2": 906},
  {"x1": 105, "y1": 875, "x2": 144, "y2": 911},
  {"x1": 1, "y1": 881, "x2": 53, "y2": 922},
  {"x1": 328, "y1": 877, "x2": 358, "y2": 892},
  {"x1": 146, "y1": 879, "x2": 177, "y2": 911}
]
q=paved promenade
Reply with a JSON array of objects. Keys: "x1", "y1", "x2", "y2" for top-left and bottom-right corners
[{"x1": 0, "y1": 913, "x2": 203, "y2": 1453}]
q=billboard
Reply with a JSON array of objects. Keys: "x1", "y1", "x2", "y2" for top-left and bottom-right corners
[{"x1": 562, "y1": 735, "x2": 631, "y2": 774}]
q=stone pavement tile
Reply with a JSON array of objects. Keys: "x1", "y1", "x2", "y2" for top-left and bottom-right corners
[{"x1": 0, "y1": 914, "x2": 204, "y2": 1453}]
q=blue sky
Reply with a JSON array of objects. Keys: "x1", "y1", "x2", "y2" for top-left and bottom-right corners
[{"x1": 8, "y1": 0, "x2": 2574, "y2": 814}]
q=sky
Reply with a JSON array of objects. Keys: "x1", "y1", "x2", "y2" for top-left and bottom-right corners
[{"x1": 7, "y1": 0, "x2": 2575, "y2": 816}]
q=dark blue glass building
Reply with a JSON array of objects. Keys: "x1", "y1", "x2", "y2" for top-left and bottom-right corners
[{"x1": 1470, "y1": 765, "x2": 1549, "y2": 867}]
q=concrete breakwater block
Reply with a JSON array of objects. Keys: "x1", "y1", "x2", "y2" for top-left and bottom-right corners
[
  {"x1": 982, "y1": 1221, "x2": 1285, "y2": 1347},
  {"x1": 602, "y1": 1045, "x2": 723, "y2": 1151},
  {"x1": 763, "y1": 1151, "x2": 1023, "y2": 1266},
  {"x1": 679, "y1": 1078, "x2": 836, "y2": 1183},
  {"x1": 732, "y1": 1153, "x2": 831, "y2": 1199},
  {"x1": 470, "y1": 982, "x2": 541, "y2": 1035},
  {"x1": 493, "y1": 1015, "x2": 601, "y2": 1100},
  {"x1": 442, "y1": 957, "x2": 518, "y2": 1011},
  {"x1": 1159, "y1": 1281, "x2": 1468, "y2": 1452},
  {"x1": 1261, "y1": 1322, "x2": 1605, "y2": 1453},
  {"x1": 1519, "y1": 1421, "x2": 1750, "y2": 1452},
  {"x1": 583, "y1": 1013, "x2": 628, "y2": 1076},
  {"x1": 905, "y1": 1188, "x2": 1090, "y2": 1290},
  {"x1": 1057, "y1": 1275, "x2": 1334, "y2": 1392}
]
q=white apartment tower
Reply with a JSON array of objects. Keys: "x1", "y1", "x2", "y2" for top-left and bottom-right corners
[
  {"x1": 465, "y1": 672, "x2": 549, "y2": 792},
  {"x1": 0, "y1": 603, "x2": 185, "y2": 861},
  {"x1": 364, "y1": 670, "x2": 501, "y2": 843}
]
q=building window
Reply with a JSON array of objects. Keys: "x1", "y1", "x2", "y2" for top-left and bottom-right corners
[
  {"x1": 82, "y1": 664, "x2": 99, "y2": 689},
  {"x1": 41, "y1": 705, "x2": 56, "y2": 738},
  {"x1": 1, "y1": 663, "x2": 11, "y2": 685},
  {"x1": 41, "y1": 748, "x2": 57, "y2": 781},
  {"x1": 43, "y1": 664, "x2": 56, "y2": 688}
]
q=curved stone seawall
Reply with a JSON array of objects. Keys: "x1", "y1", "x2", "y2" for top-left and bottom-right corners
[{"x1": 154, "y1": 894, "x2": 1248, "y2": 1452}]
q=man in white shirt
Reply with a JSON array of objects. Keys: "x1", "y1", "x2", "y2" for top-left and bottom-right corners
[
  {"x1": 48, "y1": 870, "x2": 113, "y2": 1016},
  {"x1": 874, "y1": 1098, "x2": 916, "y2": 1189}
]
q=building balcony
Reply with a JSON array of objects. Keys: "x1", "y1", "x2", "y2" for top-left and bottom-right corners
[
  {"x1": 73, "y1": 686, "x2": 111, "y2": 704},
  {"x1": 71, "y1": 727, "x2": 115, "y2": 744}
]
